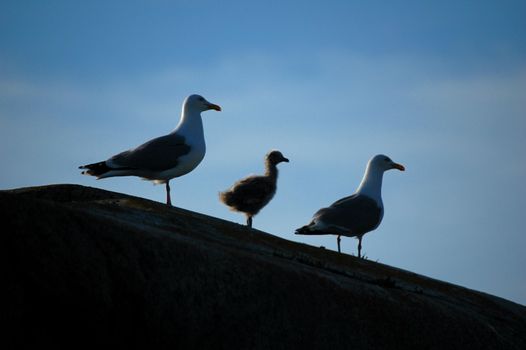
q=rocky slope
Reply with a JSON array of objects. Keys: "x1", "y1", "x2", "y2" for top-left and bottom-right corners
[{"x1": 2, "y1": 184, "x2": 525, "y2": 349}]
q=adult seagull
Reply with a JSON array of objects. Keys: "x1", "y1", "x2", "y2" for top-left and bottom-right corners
[
  {"x1": 79, "y1": 94, "x2": 221, "y2": 206},
  {"x1": 295, "y1": 154, "x2": 405, "y2": 257}
]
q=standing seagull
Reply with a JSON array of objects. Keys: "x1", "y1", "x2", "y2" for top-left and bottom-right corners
[
  {"x1": 295, "y1": 154, "x2": 404, "y2": 257},
  {"x1": 220, "y1": 150, "x2": 289, "y2": 228},
  {"x1": 79, "y1": 94, "x2": 221, "y2": 206}
]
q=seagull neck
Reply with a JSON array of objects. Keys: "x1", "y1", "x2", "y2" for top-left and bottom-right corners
[
  {"x1": 265, "y1": 161, "x2": 278, "y2": 181},
  {"x1": 174, "y1": 109, "x2": 204, "y2": 136},
  {"x1": 356, "y1": 165, "x2": 384, "y2": 202}
]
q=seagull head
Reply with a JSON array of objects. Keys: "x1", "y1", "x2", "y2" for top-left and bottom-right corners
[
  {"x1": 266, "y1": 150, "x2": 290, "y2": 165},
  {"x1": 184, "y1": 94, "x2": 222, "y2": 113},
  {"x1": 370, "y1": 154, "x2": 405, "y2": 172}
]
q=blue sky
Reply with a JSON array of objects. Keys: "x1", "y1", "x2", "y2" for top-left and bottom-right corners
[{"x1": 1, "y1": 0, "x2": 525, "y2": 305}]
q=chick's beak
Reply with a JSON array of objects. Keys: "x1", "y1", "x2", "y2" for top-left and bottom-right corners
[
  {"x1": 282, "y1": 157, "x2": 290, "y2": 163},
  {"x1": 392, "y1": 162, "x2": 405, "y2": 171},
  {"x1": 207, "y1": 103, "x2": 222, "y2": 111}
]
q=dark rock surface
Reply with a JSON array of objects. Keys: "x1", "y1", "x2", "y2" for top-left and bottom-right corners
[{"x1": 2, "y1": 184, "x2": 525, "y2": 349}]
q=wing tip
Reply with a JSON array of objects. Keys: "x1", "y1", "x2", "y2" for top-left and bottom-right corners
[
  {"x1": 295, "y1": 224, "x2": 313, "y2": 235},
  {"x1": 78, "y1": 161, "x2": 111, "y2": 177}
]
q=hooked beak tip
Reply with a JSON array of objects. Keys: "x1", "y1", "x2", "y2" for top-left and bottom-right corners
[
  {"x1": 208, "y1": 103, "x2": 221, "y2": 111},
  {"x1": 394, "y1": 163, "x2": 405, "y2": 171}
]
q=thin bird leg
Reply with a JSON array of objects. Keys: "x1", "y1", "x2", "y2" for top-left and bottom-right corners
[
  {"x1": 247, "y1": 216, "x2": 253, "y2": 228},
  {"x1": 357, "y1": 236, "x2": 363, "y2": 258},
  {"x1": 337, "y1": 235, "x2": 341, "y2": 253},
  {"x1": 166, "y1": 181, "x2": 172, "y2": 206}
]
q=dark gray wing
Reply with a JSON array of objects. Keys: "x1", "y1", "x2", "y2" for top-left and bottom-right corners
[
  {"x1": 109, "y1": 133, "x2": 191, "y2": 171},
  {"x1": 314, "y1": 194, "x2": 382, "y2": 235},
  {"x1": 330, "y1": 193, "x2": 358, "y2": 206}
]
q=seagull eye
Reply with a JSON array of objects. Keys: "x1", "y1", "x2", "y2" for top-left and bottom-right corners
[{"x1": 198, "y1": 97, "x2": 205, "y2": 102}]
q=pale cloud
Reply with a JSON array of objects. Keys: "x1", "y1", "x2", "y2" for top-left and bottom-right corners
[{"x1": 4, "y1": 50, "x2": 524, "y2": 175}]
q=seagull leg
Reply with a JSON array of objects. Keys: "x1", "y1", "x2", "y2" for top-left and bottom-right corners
[
  {"x1": 357, "y1": 236, "x2": 363, "y2": 258},
  {"x1": 337, "y1": 235, "x2": 341, "y2": 253},
  {"x1": 166, "y1": 181, "x2": 172, "y2": 206},
  {"x1": 247, "y1": 216, "x2": 253, "y2": 228}
]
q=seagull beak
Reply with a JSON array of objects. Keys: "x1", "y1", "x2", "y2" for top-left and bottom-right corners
[
  {"x1": 392, "y1": 162, "x2": 405, "y2": 171},
  {"x1": 207, "y1": 103, "x2": 222, "y2": 111}
]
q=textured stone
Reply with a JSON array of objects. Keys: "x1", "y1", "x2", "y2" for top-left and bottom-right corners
[{"x1": 2, "y1": 184, "x2": 525, "y2": 349}]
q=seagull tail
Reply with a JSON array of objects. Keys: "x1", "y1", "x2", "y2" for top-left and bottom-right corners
[
  {"x1": 79, "y1": 161, "x2": 111, "y2": 177},
  {"x1": 295, "y1": 223, "x2": 318, "y2": 235},
  {"x1": 295, "y1": 219, "x2": 337, "y2": 235}
]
